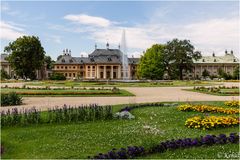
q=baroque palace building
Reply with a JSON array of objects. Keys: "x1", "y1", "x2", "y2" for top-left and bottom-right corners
[
  {"x1": 187, "y1": 50, "x2": 239, "y2": 79},
  {"x1": 54, "y1": 46, "x2": 239, "y2": 80},
  {"x1": 1, "y1": 47, "x2": 238, "y2": 80},
  {"x1": 53, "y1": 43, "x2": 139, "y2": 80}
]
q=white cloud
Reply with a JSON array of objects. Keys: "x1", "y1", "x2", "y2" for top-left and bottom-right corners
[
  {"x1": 79, "y1": 51, "x2": 89, "y2": 57},
  {"x1": 46, "y1": 35, "x2": 62, "y2": 44},
  {"x1": 64, "y1": 14, "x2": 111, "y2": 27},
  {"x1": 1, "y1": 2, "x2": 9, "y2": 11},
  {"x1": 0, "y1": 21, "x2": 26, "y2": 40},
  {"x1": 92, "y1": 17, "x2": 239, "y2": 56},
  {"x1": 60, "y1": 13, "x2": 239, "y2": 57}
]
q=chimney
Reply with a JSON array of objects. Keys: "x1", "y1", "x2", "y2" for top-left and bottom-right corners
[
  {"x1": 225, "y1": 49, "x2": 227, "y2": 55},
  {"x1": 230, "y1": 50, "x2": 233, "y2": 54},
  {"x1": 95, "y1": 43, "x2": 97, "y2": 50},
  {"x1": 118, "y1": 44, "x2": 120, "y2": 50},
  {"x1": 212, "y1": 52, "x2": 215, "y2": 57},
  {"x1": 106, "y1": 42, "x2": 109, "y2": 49}
]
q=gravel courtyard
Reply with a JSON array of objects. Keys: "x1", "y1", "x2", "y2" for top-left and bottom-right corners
[{"x1": 1, "y1": 82, "x2": 239, "y2": 111}]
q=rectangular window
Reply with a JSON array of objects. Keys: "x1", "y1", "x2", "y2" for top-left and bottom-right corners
[
  {"x1": 73, "y1": 66, "x2": 75, "y2": 69},
  {"x1": 65, "y1": 66, "x2": 67, "y2": 69},
  {"x1": 73, "y1": 73, "x2": 75, "y2": 77},
  {"x1": 65, "y1": 73, "x2": 67, "y2": 76},
  {"x1": 69, "y1": 73, "x2": 71, "y2": 77},
  {"x1": 93, "y1": 66, "x2": 95, "y2": 69},
  {"x1": 61, "y1": 66, "x2": 63, "y2": 69},
  {"x1": 57, "y1": 66, "x2": 59, "y2": 69}
]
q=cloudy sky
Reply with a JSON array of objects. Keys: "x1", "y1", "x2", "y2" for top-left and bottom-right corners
[{"x1": 0, "y1": 1, "x2": 239, "y2": 60}]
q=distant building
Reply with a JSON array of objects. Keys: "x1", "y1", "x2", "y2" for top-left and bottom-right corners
[
  {"x1": 185, "y1": 50, "x2": 239, "y2": 79},
  {"x1": 53, "y1": 44, "x2": 139, "y2": 80},
  {"x1": 0, "y1": 53, "x2": 47, "y2": 80}
]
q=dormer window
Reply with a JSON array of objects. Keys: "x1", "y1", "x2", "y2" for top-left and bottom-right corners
[
  {"x1": 80, "y1": 60, "x2": 83, "y2": 63},
  {"x1": 70, "y1": 59, "x2": 73, "y2": 63},
  {"x1": 233, "y1": 59, "x2": 236, "y2": 62},
  {"x1": 90, "y1": 58, "x2": 94, "y2": 62},
  {"x1": 62, "y1": 59, "x2": 65, "y2": 63},
  {"x1": 214, "y1": 59, "x2": 216, "y2": 62},
  {"x1": 108, "y1": 57, "x2": 112, "y2": 61},
  {"x1": 202, "y1": 59, "x2": 205, "y2": 62}
]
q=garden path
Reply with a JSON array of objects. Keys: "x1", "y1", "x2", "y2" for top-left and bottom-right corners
[{"x1": 0, "y1": 82, "x2": 239, "y2": 111}]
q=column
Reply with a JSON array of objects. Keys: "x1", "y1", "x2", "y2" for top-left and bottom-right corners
[
  {"x1": 96, "y1": 65, "x2": 99, "y2": 79},
  {"x1": 118, "y1": 65, "x2": 121, "y2": 79},
  {"x1": 103, "y1": 65, "x2": 106, "y2": 79},
  {"x1": 111, "y1": 66, "x2": 113, "y2": 79},
  {"x1": 90, "y1": 66, "x2": 92, "y2": 78}
]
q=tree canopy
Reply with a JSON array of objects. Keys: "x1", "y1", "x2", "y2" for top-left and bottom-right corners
[
  {"x1": 44, "y1": 55, "x2": 55, "y2": 69},
  {"x1": 137, "y1": 44, "x2": 165, "y2": 80},
  {"x1": 164, "y1": 39, "x2": 202, "y2": 80},
  {"x1": 4, "y1": 36, "x2": 45, "y2": 80},
  {"x1": 233, "y1": 65, "x2": 239, "y2": 80}
]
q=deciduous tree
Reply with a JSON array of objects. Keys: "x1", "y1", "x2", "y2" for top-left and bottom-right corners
[
  {"x1": 4, "y1": 36, "x2": 45, "y2": 80},
  {"x1": 164, "y1": 39, "x2": 201, "y2": 80},
  {"x1": 137, "y1": 44, "x2": 165, "y2": 80}
]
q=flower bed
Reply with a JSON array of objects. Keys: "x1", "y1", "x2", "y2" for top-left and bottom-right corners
[
  {"x1": 120, "y1": 102, "x2": 178, "y2": 112},
  {"x1": 225, "y1": 100, "x2": 240, "y2": 108},
  {"x1": 1, "y1": 104, "x2": 113, "y2": 127},
  {"x1": 2, "y1": 91, "x2": 119, "y2": 96},
  {"x1": 177, "y1": 104, "x2": 239, "y2": 114},
  {"x1": 192, "y1": 86, "x2": 239, "y2": 95},
  {"x1": 89, "y1": 133, "x2": 239, "y2": 159},
  {"x1": 185, "y1": 116, "x2": 239, "y2": 130}
]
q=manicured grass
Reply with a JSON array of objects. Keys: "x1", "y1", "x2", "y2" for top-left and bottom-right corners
[
  {"x1": 26, "y1": 80, "x2": 217, "y2": 87},
  {"x1": 1, "y1": 101, "x2": 238, "y2": 159},
  {"x1": 184, "y1": 89, "x2": 239, "y2": 96},
  {"x1": 1, "y1": 88, "x2": 134, "y2": 97}
]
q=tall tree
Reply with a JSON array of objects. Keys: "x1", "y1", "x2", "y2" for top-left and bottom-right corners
[
  {"x1": 233, "y1": 65, "x2": 239, "y2": 80},
  {"x1": 44, "y1": 55, "x2": 55, "y2": 69},
  {"x1": 4, "y1": 36, "x2": 45, "y2": 79},
  {"x1": 137, "y1": 44, "x2": 165, "y2": 80},
  {"x1": 164, "y1": 39, "x2": 201, "y2": 80}
]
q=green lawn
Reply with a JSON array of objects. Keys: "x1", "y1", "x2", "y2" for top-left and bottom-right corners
[
  {"x1": 25, "y1": 80, "x2": 217, "y2": 87},
  {"x1": 1, "y1": 88, "x2": 134, "y2": 97},
  {"x1": 1, "y1": 101, "x2": 239, "y2": 159}
]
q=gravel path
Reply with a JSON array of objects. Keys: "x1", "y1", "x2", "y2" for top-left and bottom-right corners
[{"x1": 1, "y1": 83, "x2": 239, "y2": 111}]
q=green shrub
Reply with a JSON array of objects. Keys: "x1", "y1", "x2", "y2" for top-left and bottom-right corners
[
  {"x1": 1, "y1": 92, "x2": 22, "y2": 106},
  {"x1": 0, "y1": 69, "x2": 10, "y2": 80},
  {"x1": 49, "y1": 73, "x2": 66, "y2": 80}
]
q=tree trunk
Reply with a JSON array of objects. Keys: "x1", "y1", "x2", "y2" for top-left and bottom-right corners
[{"x1": 179, "y1": 67, "x2": 183, "y2": 80}]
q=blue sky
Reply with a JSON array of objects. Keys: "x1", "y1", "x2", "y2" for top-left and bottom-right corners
[{"x1": 1, "y1": 1, "x2": 239, "y2": 60}]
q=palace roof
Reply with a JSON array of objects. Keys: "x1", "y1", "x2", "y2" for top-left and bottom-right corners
[
  {"x1": 55, "y1": 48, "x2": 140, "y2": 65},
  {"x1": 194, "y1": 52, "x2": 239, "y2": 64}
]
